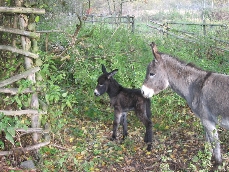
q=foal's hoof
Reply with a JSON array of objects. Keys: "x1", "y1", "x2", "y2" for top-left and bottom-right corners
[
  {"x1": 146, "y1": 143, "x2": 152, "y2": 151},
  {"x1": 109, "y1": 137, "x2": 116, "y2": 141},
  {"x1": 122, "y1": 135, "x2": 127, "y2": 140}
]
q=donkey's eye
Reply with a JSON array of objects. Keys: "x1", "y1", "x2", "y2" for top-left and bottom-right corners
[{"x1": 150, "y1": 73, "x2": 155, "y2": 76}]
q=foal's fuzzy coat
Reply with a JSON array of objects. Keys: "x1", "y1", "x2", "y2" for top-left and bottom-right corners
[{"x1": 94, "y1": 65, "x2": 153, "y2": 150}]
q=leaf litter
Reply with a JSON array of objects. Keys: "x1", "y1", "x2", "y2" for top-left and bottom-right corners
[{"x1": 38, "y1": 110, "x2": 229, "y2": 172}]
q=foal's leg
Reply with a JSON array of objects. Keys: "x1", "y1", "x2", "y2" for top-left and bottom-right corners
[
  {"x1": 143, "y1": 118, "x2": 153, "y2": 151},
  {"x1": 111, "y1": 110, "x2": 122, "y2": 140},
  {"x1": 136, "y1": 110, "x2": 153, "y2": 151},
  {"x1": 120, "y1": 112, "x2": 128, "y2": 140},
  {"x1": 202, "y1": 120, "x2": 222, "y2": 164},
  {"x1": 144, "y1": 101, "x2": 152, "y2": 144}
]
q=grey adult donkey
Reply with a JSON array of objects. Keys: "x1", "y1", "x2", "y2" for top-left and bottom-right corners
[
  {"x1": 141, "y1": 42, "x2": 229, "y2": 164},
  {"x1": 94, "y1": 65, "x2": 153, "y2": 151}
]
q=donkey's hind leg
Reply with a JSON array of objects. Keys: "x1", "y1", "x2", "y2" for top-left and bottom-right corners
[
  {"x1": 120, "y1": 113, "x2": 128, "y2": 140},
  {"x1": 111, "y1": 111, "x2": 122, "y2": 140},
  {"x1": 203, "y1": 120, "x2": 222, "y2": 164}
]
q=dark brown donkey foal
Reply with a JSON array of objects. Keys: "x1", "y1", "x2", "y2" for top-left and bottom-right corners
[{"x1": 94, "y1": 65, "x2": 153, "y2": 151}]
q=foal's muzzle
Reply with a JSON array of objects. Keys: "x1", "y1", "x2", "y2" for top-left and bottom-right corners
[{"x1": 94, "y1": 89, "x2": 100, "y2": 96}]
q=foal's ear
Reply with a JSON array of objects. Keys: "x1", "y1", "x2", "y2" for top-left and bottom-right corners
[
  {"x1": 102, "y1": 64, "x2": 107, "y2": 73},
  {"x1": 150, "y1": 42, "x2": 161, "y2": 61},
  {"x1": 107, "y1": 69, "x2": 118, "y2": 79}
]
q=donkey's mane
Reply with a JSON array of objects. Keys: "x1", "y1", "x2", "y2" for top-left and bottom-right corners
[
  {"x1": 166, "y1": 54, "x2": 208, "y2": 73},
  {"x1": 109, "y1": 77, "x2": 123, "y2": 95},
  {"x1": 165, "y1": 54, "x2": 212, "y2": 89}
]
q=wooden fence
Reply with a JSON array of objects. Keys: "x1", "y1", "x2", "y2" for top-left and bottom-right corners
[
  {"x1": 148, "y1": 20, "x2": 229, "y2": 52},
  {"x1": 0, "y1": 4, "x2": 49, "y2": 156},
  {"x1": 84, "y1": 14, "x2": 135, "y2": 32}
]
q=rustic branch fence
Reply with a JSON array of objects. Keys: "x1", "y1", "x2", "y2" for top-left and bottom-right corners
[
  {"x1": 0, "y1": 2, "x2": 49, "y2": 157},
  {"x1": 84, "y1": 14, "x2": 135, "y2": 32},
  {"x1": 148, "y1": 20, "x2": 229, "y2": 52}
]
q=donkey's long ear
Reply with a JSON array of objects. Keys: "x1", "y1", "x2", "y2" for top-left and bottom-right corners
[
  {"x1": 107, "y1": 69, "x2": 118, "y2": 79},
  {"x1": 102, "y1": 64, "x2": 107, "y2": 73},
  {"x1": 150, "y1": 42, "x2": 161, "y2": 61}
]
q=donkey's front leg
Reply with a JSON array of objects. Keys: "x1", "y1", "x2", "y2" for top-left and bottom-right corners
[
  {"x1": 138, "y1": 112, "x2": 153, "y2": 151},
  {"x1": 144, "y1": 119, "x2": 153, "y2": 151},
  {"x1": 111, "y1": 111, "x2": 122, "y2": 140},
  {"x1": 203, "y1": 120, "x2": 222, "y2": 164}
]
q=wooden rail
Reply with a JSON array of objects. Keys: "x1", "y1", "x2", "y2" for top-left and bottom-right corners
[
  {"x1": 0, "y1": 45, "x2": 39, "y2": 59},
  {"x1": 166, "y1": 21, "x2": 227, "y2": 28},
  {"x1": 0, "y1": 67, "x2": 40, "y2": 88},
  {"x1": 0, "y1": 7, "x2": 45, "y2": 14},
  {"x1": 0, "y1": 110, "x2": 47, "y2": 116},
  {"x1": 0, "y1": 26, "x2": 40, "y2": 39},
  {"x1": 0, "y1": 141, "x2": 50, "y2": 156}
]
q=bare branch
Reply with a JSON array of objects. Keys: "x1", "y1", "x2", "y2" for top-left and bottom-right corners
[{"x1": 57, "y1": 15, "x2": 83, "y2": 57}]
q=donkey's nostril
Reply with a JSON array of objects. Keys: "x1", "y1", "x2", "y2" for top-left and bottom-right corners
[
  {"x1": 141, "y1": 90, "x2": 144, "y2": 95},
  {"x1": 94, "y1": 90, "x2": 100, "y2": 96}
]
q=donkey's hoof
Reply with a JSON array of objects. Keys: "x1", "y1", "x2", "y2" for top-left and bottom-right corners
[
  {"x1": 122, "y1": 135, "x2": 128, "y2": 140},
  {"x1": 146, "y1": 144, "x2": 152, "y2": 151},
  {"x1": 109, "y1": 137, "x2": 116, "y2": 141}
]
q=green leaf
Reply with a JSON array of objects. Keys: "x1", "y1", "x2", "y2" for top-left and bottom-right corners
[
  {"x1": 192, "y1": 155, "x2": 199, "y2": 162},
  {"x1": 5, "y1": 131, "x2": 14, "y2": 145},
  {"x1": 36, "y1": 58, "x2": 43, "y2": 67},
  {"x1": 66, "y1": 100, "x2": 72, "y2": 109},
  {"x1": 62, "y1": 92, "x2": 68, "y2": 97},
  {"x1": 59, "y1": 157, "x2": 65, "y2": 167},
  {"x1": 35, "y1": 16, "x2": 40, "y2": 23},
  {"x1": 7, "y1": 127, "x2": 15, "y2": 137}
]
